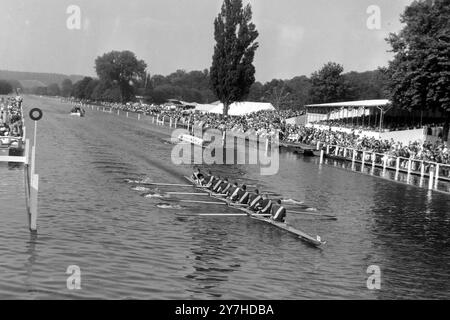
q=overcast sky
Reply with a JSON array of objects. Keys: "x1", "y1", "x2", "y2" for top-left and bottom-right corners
[{"x1": 0, "y1": 0, "x2": 413, "y2": 82}]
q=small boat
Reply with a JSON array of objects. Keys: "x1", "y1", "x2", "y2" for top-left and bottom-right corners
[
  {"x1": 279, "y1": 141, "x2": 318, "y2": 156},
  {"x1": 70, "y1": 112, "x2": 85, "y2": 117},
  {"x1": 70, "y1": 108, "x2": 85, "y2": 117},
  {"x1": 184, "y1": 176, "x2": 326, "y2": 247}
]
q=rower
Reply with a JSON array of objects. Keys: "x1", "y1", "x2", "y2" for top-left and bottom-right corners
[
  {"x1": 211, "y1": 176, "x2": 223, "y2": 192},
  {"x1": 231, "y1": 185, "x2": 249, "y2": 204},
  {"x1": 258, "y1": 194, "x2": 272, "y2": 215},
  {"x1": 204, "y1": 170, "x2": 215, "y2": 188},
  {"x1": 270, "y1": 199, "x2": 286, "y2": 223},
  {"x1": 218, "y1": 178, "x2": 232, "y2": 194},
  {"x1": 227, "y1": 182, "x2": 239, "y2": 199},
  {"x1": 247, "y1": 189, "x2": 263, "y2": 211}
]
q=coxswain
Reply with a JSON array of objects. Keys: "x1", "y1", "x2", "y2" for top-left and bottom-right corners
[
  {"x1": 258, "y1": 195, "x2": 273, "y2": 215},
  {"x1": 191, "y1": 167, "x2": 201, "y2": 181},
  {"x1": 270, "y1": 199, "x2": 286, "y2": 223},
  {"x1": 247, "y1": 189, "x2": 263, "y2": 212}
]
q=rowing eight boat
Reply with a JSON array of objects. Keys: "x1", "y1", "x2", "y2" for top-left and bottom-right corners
[{"x1": 184, "y1": 176, "x2": 326, "y2": 247}]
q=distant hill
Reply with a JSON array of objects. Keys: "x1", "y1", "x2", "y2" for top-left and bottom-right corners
[
  {"x1": 18, "y1": 80, "x2": 47, "y2": 89},
  {"x1": 0, "y1": 70, "x2": 85, "y2": 87}
]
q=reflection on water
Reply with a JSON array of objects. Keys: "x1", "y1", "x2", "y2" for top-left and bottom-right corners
[{"x1": 1, "y1": 96, "x2": 449, "y2": 299}]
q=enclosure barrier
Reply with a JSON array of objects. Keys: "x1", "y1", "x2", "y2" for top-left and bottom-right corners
[{"x1": 317, "y1": 142, "x2": 450, "y2": 188}]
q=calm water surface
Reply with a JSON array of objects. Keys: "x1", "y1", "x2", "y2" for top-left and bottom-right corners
[{"x1": 1, "y1": 95, "x2": 449, "y2": 299}]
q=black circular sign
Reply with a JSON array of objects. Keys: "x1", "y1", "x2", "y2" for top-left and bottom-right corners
[{"x1": 29, "y1": 108, "x2": 43, "y2": 121}]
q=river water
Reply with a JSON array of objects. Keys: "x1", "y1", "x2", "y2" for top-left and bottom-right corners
[{"x1": 1, "y1": 95, "x2": 449, "y2": 299}]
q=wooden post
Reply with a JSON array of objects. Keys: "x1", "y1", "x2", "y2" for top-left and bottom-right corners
[
  {"x1": 152, "y1": 116, "x2": 155, "y2": 123},
  {"x1": 335, "y1": 146, "x2": 339, "y2": 156},
  {"x1": 428, "y1": 168, "x2": 434, "y2": 190},
  {"x1": 138, "y1": 114, "x2": 141, "y2": 120},
  {"x1": 316, "y1": 141, "x2": 320, "y2": 150},
  {"x1": 352, "y1": 149, "x2": 356, "y2": 164},
  {"x1": 396, "y1": 157, "x2": 400, "y2": 175},
  {"x1": 326, "y1": 145, "x2": 330, "y2": 154},
  {"x1": 265, "y1": 137, "x2": 269, "y2": 155},
  {"x1": 174, "y1": 118, "x2": 178, "y2": 128},
  {"x1": 383, "y1": 155, "x2": 387, "y2": 171},
  {"x1": 320, "y1": 149, "x2": 324, "y2": 164},
  {"x1": 420, "y1": 161, "x2": 425, "y2": 178},
  {"x1": 362, "y1": 151, "x2": 366, "y2": 168},
  {"x1": 407, "y1": 159, "x2": 412, "y2": 175},
  {"x1": 126, "y1": 112, "x2": 129, "y2": 118},
  {"x1": 169, "y1": 118, "x2": 173, "y2": 128},
  {"x1": 222, "y1": 131, "x2": 226, "y2": 147},
  {"x1": 434, "y1": 164, "x2": 440, "y2": 189}
]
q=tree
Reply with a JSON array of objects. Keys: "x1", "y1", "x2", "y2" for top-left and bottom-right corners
[
  {"x1": 0, "y1": 80, "x2": 13, "y2": 94},
  {"x1": 61, "y1": 79, "x2": 73, "y2": 97},
  {"x1": 47, "y1": 83, "x2": 61, "y2": 96},
  {"x1": 385, "y1": 0, "x2": 450, "y2": 140},
  {"x1": 72, "y1": 77, "x2": 94, "y2": 99},
  {"x1": 309, "y1": 62, "x2": 350, "y2": 103},
  {"x1": 210, "y1": 0, "x2": 259, "y2": 115},
  {"x1": 262, "y1": 79, "x2": 293, "y2": 110},
  {"x1": 95, "y1": 50, "x2": 147, "y2": 102}
]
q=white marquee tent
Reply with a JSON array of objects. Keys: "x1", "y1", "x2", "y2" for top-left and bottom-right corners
[{"x1": 195, "y1": 101, "x2": 275, "y2": 115}]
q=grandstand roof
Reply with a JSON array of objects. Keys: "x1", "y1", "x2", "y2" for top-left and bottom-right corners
[{"x1": 305, "y1": 99, "x2": 390, "y2": 108}]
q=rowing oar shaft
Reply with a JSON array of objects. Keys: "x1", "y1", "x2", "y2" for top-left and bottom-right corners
[
  {"x1": 180, "y1": 200, "x2": 227, "y2": 205},
  {"x1": 166, "y1": 192, "x2": 210, "y2": 196},
  {"x1": 141, "y1": 182, "x2": 193, "y2": 187},
  {"x1": 289, "y1": 210, "x2": 337, "y2": 219}
]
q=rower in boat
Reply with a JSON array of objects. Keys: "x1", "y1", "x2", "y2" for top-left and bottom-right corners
[
  {"x1": 211, "y1": 176, "x2": 224, "y2": 192},
  {"x1": 226, "y1": 182, "x2": 239, "y2": 198},
  {"x1": 204, "y1": 170, "x2": 215, "y2": 187},
  {"x1": 247, "y1": 189, "x2": 263, "y2": 211},
  {"x1": 230, "y1": 184, "x2": 249, "y2": 204},
  {"x1": 217, "y1": 178, "x2": 232, "y2": 194},
  {"x1": 270, "y1": 199, "x2": 287, "y2": 223},
  {"x1": 258, "y1": 194, "x2": 273, "y2": 215}
]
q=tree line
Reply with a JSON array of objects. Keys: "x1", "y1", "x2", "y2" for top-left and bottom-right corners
[{"x1": 16, "y1": 62, "x2": 387, "y2": 111}]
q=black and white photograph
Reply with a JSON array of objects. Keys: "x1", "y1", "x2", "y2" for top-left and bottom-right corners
[{"x1": 0, "y1": 0, "x2": 449, "y2": 308}]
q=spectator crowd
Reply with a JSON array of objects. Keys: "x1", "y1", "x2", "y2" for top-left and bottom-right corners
[
  {"x1": 67, "y1": 98, "x2": 449, "y2": 166},
  {"x1": 0, "y1": 96, "x2": 23, "y2": 141}
]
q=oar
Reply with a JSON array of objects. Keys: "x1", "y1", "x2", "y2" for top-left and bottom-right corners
[
  {"x1": 166, "y1": 192, "x2": 210, "y2": 196},
  {"x1": 228, "y1": 203, "x2": 247, "y2": 207},
  {"x1": 179, "y1": 200, "x2": 227, "y2": 205},
  {"x1": 288, "y1": 210, "x2": 337, "y2": 219},
  {"x1": 141, "y1": 182, "x2": 193, "y2": 187}
]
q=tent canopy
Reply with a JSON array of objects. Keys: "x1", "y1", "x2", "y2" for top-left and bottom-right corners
[{"x1": 195, "y1": 101, "x2": 275, "y2": 115}]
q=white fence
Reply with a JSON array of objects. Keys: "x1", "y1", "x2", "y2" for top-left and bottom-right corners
[{"x1": 317, "y1": 142, "x2": 450, "y2": 188}]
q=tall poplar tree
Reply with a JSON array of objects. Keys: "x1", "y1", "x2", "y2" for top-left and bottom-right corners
[{"x1": 210, "y1": 0, "x2": 259, "y2": 116}]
